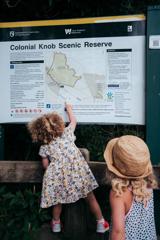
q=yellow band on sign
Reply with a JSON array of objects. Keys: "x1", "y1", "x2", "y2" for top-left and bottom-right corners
[{"x1": 0, "y1": 14, "x2": 145, "y2": 28}]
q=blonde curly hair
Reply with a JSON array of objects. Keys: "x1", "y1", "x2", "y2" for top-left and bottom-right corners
[
  {"x1": 106, "y1": 167, "x2": 158, "y2": 203},
  {"x1": 27, "y1": 113, "x2": 65, "y2": 144}
]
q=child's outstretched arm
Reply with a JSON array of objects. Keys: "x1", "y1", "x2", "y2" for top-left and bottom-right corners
[
  {"x1": 65, "y1": 103, "x2": 77, "y2": 131},
  {"x1": 110, "y1": 190, "x2": 125, "y2": 240}
]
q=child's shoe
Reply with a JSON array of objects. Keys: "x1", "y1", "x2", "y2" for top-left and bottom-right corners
[
  {"x1": 96, "y1": 219, "x2": 109, "y2": 233},
  {"x1": 51, "y1": 219, "x2": 61, "y2": 233}
]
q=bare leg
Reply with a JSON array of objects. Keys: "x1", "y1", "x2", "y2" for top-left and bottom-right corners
[
  {"x1": 85, "y1": 192, "x2": 109, "y2": 233},
  {"x1": 85, "y1": 191, "x2": 103, "y2": 220},
  {"x1": 52, "y1": 203, "x2": 62, "y2": 221}
]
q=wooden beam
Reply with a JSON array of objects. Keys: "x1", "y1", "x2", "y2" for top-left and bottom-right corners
[
  {"x1": 0, "y1": 148, "x2": 90, "y2": 183},
  {"x1": 0, "y1": 160, "x2": 160, "y2": 185},
  {"x1": 79, "y1": 148, "x2": 90, "y2": 162},
  {"x1": 0, "y1": 161, "x2": 42, "y2": 182},
  {"x1": 0, "y1": 161, "x2": 106, "y2": 183}
]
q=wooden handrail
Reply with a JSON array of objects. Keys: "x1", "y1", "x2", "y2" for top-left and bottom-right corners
[{"x1": 0, "y1": 160, "x2": 160, "y2": 185}]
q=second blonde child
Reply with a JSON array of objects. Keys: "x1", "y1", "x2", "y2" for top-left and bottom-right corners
[{"x1": 104, "y1": 135, "x2": 157, "y2": 240}]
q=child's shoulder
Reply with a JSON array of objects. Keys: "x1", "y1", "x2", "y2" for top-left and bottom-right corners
[
  {"x1": 110, "y1": 188, "x2": 132, "y2": 204},
  {"x1": 110, "y1": 188, "x2": 133, "y2": 215},
  {"x1": 61, "y1": 125, "x2": 70, "y2": 137},
  {"x1": 63, "y1": 125, "x2": 75, "y2": 138},
  {"x1": 109, "y1": 189, "x2": 124, "y2": 204},
  {"x1": 40, "y1": 143, "x2": 48, "y2": 149},
  {"x1": 64, "y1": 124, "x2": 73, "y2": 132},
  {"x1": 39, "y1": 143, "x2": 49, "y2": 158}
]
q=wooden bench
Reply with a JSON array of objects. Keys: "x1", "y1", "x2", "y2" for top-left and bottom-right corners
[{"x1": 0, "y1": 148, "x2": 160, "y2": 239}]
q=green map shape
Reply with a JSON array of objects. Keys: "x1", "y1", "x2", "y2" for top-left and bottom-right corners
[{"x1": 47, "y1": 52, "x2": 81, "y2": 87}]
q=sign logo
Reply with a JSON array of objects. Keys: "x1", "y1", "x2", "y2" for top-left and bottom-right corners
[
  {"x1": 46, "y1": 104, "x2": 51, "y2": 108},
  {"x1": 65, "y1": 29, "x2": 72, "y2": 35},
  {"x1": 64, "y1": 28, "x2": 86, "y2": 35},
  {"x1": 127, "y1": 25, "x2": 132, "y2": 32},
  {"x1": 9, "y1": 31, "x2": 15, "y2": 37},
  {"x1": 107, "y1": 91, "x2": 113, "y2": 100}
]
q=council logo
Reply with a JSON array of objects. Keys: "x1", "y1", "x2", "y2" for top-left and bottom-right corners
[
  {"x1": 9, "y1": 31, "x2": 15, "y2": 37},
  {"x1": 65, "y1": 29, "x2": 72, "y2": 35}
]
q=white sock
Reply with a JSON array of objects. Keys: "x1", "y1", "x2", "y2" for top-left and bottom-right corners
[
  {"x1": 52, "y1": 219, "x2": 60, "y2": 223},
  {"x1": 97, "y1": 218, "x2": 104, "y2": 223}
]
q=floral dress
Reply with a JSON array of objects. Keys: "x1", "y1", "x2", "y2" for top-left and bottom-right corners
[{"x1": 39, "y1": 125, "x2": 98, "y2": 208}]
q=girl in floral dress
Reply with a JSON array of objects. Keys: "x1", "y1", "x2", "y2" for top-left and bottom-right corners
[{"x1": 27, "y1": 103, "x2": 109, "y2": 233}]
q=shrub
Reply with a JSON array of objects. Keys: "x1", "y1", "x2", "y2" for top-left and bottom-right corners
[{"x1": 0, "y1": 186, "x2": 50, "y2": 240}]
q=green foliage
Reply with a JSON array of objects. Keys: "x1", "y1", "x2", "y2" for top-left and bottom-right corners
[
  {"x1": 1, "y1": 0, "x2": 160, "y2": 22},
  {"x1": 0, "y1": 186, "x2": 50, "y2": 240},
  {"x1": 75, "y1": 125, "x2": 145, "y2": 161},
  {"x1": 4, "y1": 124, "x2": 145, "y2": 162}
]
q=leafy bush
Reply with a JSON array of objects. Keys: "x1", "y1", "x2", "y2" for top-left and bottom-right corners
[
  {"x1": 0, "y1": 186, "x2": 50, "y2": 240},
  {"x1": 75, "y1": 125, "x2": 145, "y2": 161},
  {"x1": 4, "y1": 124, "x2": 145, "y2": 162}
]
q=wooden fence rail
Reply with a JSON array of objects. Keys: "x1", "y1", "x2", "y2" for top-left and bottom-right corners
[{"x1": 0, "y1": 161, "x2": 160, "y2": 184}]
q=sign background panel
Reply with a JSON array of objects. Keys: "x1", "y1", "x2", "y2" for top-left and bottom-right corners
[{"x1": 0, "y1": 15, "x2": 145, "y2": 124}]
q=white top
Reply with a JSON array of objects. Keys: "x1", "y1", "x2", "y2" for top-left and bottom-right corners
[{"x1": 125, "y1": 190, "x2": 157, "y2": 240}]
